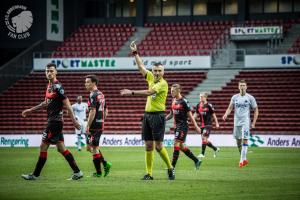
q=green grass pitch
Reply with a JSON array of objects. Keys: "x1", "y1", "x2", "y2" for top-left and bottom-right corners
[{"x1": 0, "y1": 147, "x2": 299, "y2": 200}]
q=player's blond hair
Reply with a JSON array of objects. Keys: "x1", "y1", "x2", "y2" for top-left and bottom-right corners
[{"x1": 200, "y1": 92, "x2": 209, "y2": 98}]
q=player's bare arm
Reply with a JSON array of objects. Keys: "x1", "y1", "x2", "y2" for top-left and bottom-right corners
[
  {"x1": 193, "y1": 112, "x2": 198, "y2": 120},
  {"x1": 223, "y1": 103, "x2": 233, "y2": 121},
  {"x1": 21, "y1": 100, "x2": 48, "y2": 117},
  {"x1": 130, "y1": 41, "x2": 147, "y2": 77},
  {"x1": 188, "y1": 111, "x2": 201, "y2": 134},
  {"x1": 86, "y1": 108, "x2": 96, "y2": 135},
  {"x1": 252, "y1": 106, "x2": 259, "y2": 129},
  {"x1": 213, "y1": 113, "x2": 220, "y2": 128},
  {"x1": 104, "y1": 107, "x2": 108, "y2": 120},
  {"x1": 63, "y1": 98, "x2": 81, "y2": 130},
  {"x1": 165, "y1": 110, "x2": 173, "y2": 121},
  {"x1": 120, "y1": 88, "x2": 156, "y2": 97}
]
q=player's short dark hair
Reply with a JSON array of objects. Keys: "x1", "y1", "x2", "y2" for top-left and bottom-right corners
[
  {"x1": 85, "y1": 74, "x2": 99, "y2": 85},
  {"x1": 46, "y1": 63, "x2": 57, "y2": 69},
  {"x1": 153, "y1": 62, "x2": 163, "y2": 67},
  {"x1": 172, "y1": 83, "x2": 182, "y2": 90},
  {"x1": 239, "y1": 79, "x2": 247, "y2": 84}
]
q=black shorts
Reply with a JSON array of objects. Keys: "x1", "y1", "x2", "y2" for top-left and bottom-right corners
[
  {"x1": 201, "y1": 126, "x2": 212, "y2": 137},
  {"x1": 42, "y1": 121, "x2": 64, "y2": 144},
  {"x1": 89, "y1": 130, "x2": 102, "y2": 146},
  {"x1": 174, "y1": 128, "x2": 188, "y2": 142},
  {"x1": 142, "y1": 112, "x2": 165, "y2": 141}
]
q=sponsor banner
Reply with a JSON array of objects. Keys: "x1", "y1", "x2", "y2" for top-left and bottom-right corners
[
  {"x1": 1, "y1": 134, "x2": 300, "y2": 148},
  {"x1": 46, "y1": 0, "x2": 63, "y2": 41},
  {"x1": 245, "y1": 54, "x2": 300, "y2": 68},
  {"x1": 230, "y1": 26, "x2": 282, "y2": 36},
  {"x1": 33, "y1": 56, "x2": 211, "y2": 71}
]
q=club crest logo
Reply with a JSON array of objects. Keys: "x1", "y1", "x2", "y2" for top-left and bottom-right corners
[{"x1": 5, "y1": 5, "x2": 33, "y2": 39}]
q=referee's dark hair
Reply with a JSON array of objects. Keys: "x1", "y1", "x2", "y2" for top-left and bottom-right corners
[
  {"x1": 85, "y1": 74, "x2": 99, "y2": 85},
  {"x1": 46, "y1": 63, "x2": 57, "y2": 69},
  {"x1": 153, "y1": 62, "x2": 163, "y2": 67}
]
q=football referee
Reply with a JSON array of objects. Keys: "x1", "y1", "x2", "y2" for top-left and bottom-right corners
[{"x1": 120, "y1": 41, "x2": 175, "y2": 180}]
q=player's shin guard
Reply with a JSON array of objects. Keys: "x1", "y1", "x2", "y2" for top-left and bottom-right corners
[
  {"x1": 238, "y1": 144, "x2": 242, "y2": 154},
  {"x1": 33, "y1": 151, "x2": 47, "y2": 177},
  {"x1": 207, "y1": 141, "x2": 217, "y2": 151},
  {"x1": 172, "y1": 146, "x2": 180, "y2": 168},
  {"x1": 98, "y1": 150, "x2": 107, "y2": 166},
  {"x1": 93, "y1": 153, "x2": 102, "y2": 175},
  {"x1": 240, "y1": 144, "x2": 248, "y2": 162},
  {"x1": 145, "y1": 151, "x2": 154, "y2": 176},
  {"x1": 182, "y1": 147, "x2": 198, "y2": 163},
  {"x1": 202, "y1": 141, "x2": 207, "y2": 155},
  {"x1": 77, "y1": 134, "x2": 81, "y2": 151},
  {"x1": 157, "y1": 147, "x2": 173, "y2": 169},
  {"x1": 62, "y1": 150, "x2": 80, "y2": 173}
]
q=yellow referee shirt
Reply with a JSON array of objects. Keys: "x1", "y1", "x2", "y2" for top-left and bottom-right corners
[{"x1": 145, "y1": 70, "x2": 168, "y2": 112}]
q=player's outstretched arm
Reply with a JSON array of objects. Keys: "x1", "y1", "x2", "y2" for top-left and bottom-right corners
[
  {"x1": 223, "y1": 103, "x2": 233, "y2": 121},
  {"x1": 63, "y1": 98, "x2": 81, "y2": 130},
  {"x1": 104, "y1": 107, "x2": 108, "y2": 120},
  {"x1": 166, "y1": 110, "x2": 173, "y2": 121},
  {"x1": 21, "y1": 100, "x2": 48, "y2": 117},
  {"x1": 130, "y1": 41, "x2": 147, "y2": 77},
  {"x1": 86, "y1": 108, "x2": 96, "y2": 135},
  {"x1": 213, "y1": 113, "x2": 220, "y2": 128},
  {"x1": 193, "y1": 112, "x2": 198, "y2": 120},
  {"x1": 120, "y1": 89, "x2": 155, "y2": 97},
  {"x1": 252, "y1": 106, "x2": 259, "y2": 129}
]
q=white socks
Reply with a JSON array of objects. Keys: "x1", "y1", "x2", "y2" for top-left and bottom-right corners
[
  {"x1": 240, "y1": 144, "x2": 248, "y2": 162},
  {"x1": 77, "y1": 134, "x2": 81, "y2": 150}
]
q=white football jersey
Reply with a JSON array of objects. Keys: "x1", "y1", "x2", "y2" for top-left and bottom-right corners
[
  {"x1": 72, "y1": 102, "x2": 88, "y2": 121},
  {"x1": 230, "y1": 93, "x2": 257, "y2": 127}
]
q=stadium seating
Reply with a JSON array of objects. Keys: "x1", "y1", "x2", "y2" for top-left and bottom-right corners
[
  {"x1": 205, "y1": 69, "x2": 300, "y2": 135},
  {"x1": 52, "y1": 19, "x2": 299, "y2": 57},
  {"x1": 140, "y1": 21, "x2": 234, "y2": 56},
  {"x1": 242, "y1": 18, "x2": 299, "y2": 54},
  {"x1": 53, "y1": 21, "x2": 235, "y2": 58},
  {"x1": 288, "y1": 36, "x2": 300, "y2": 54},
  {"x1": 1, "y1": 69, "x2": 300, "y2": 135},
  {"x1": 52, "y1": 24, "x2": 136, "y2": 58},
  {"x1": 243, "y1": 18, "x2": 298, "y2": 34},
  {"x1": 0, "y1": 70, "x2": 207, "y2": 134}
]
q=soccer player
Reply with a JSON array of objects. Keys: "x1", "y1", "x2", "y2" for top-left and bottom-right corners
[
  {"x1": 223, "y1": 80, "x2": 259, "y2": 167},
  {"x1": 85, "y1": 74, "x2": 112, "y2": 177},
  {"x1": 166, "y1": 84, "x2": 202, "y2": 170},
  {"x1": 120, "y1": 41, "x2": 175, "y2": 180},
  {"x1": 194, "y1": 92, "x2": 220, "y2": 158},
  {"x1": 21, "y1": 63, "x2": 83, "y2": 180},
  {"x1": 72, "y1": 96, "x2": 89, "y2": 151}
]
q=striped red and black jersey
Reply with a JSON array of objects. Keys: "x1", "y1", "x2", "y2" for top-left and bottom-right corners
[
  {"x1": 195, "y1": 102, "x2": 215, "y2": 128},
  {"x1": 88, "y1": 90, "x2": 106, "y2": 131},
  {"x1": 172, "y1": 97, "x2": 191, "y2": 130},
  {"x1": 45, "y1": 80, "x2": 66, "y2": 122}
]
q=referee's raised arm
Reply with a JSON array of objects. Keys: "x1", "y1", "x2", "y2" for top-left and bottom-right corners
[{"x1": 130, "y1": 41, "x2": 147, "y2": 77}]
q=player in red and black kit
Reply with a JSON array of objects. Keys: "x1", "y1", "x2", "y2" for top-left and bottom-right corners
[
  {"x1": 166, "y1": 84, "x2": 202, "y2": 170},
  {"x1": 85, "y1": 74, "x2": 111, "y2": 177},
  {"x1": 194, "y1": 92, "x2": 220, "y2": 158},
  {"x1": 21, "y1": 63, "x2": 83, "y2": 180}
]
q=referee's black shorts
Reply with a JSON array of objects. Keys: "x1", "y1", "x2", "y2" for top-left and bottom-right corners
[{"x1": 142, "y1": 112, "x2": 166, "y2": 141}]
